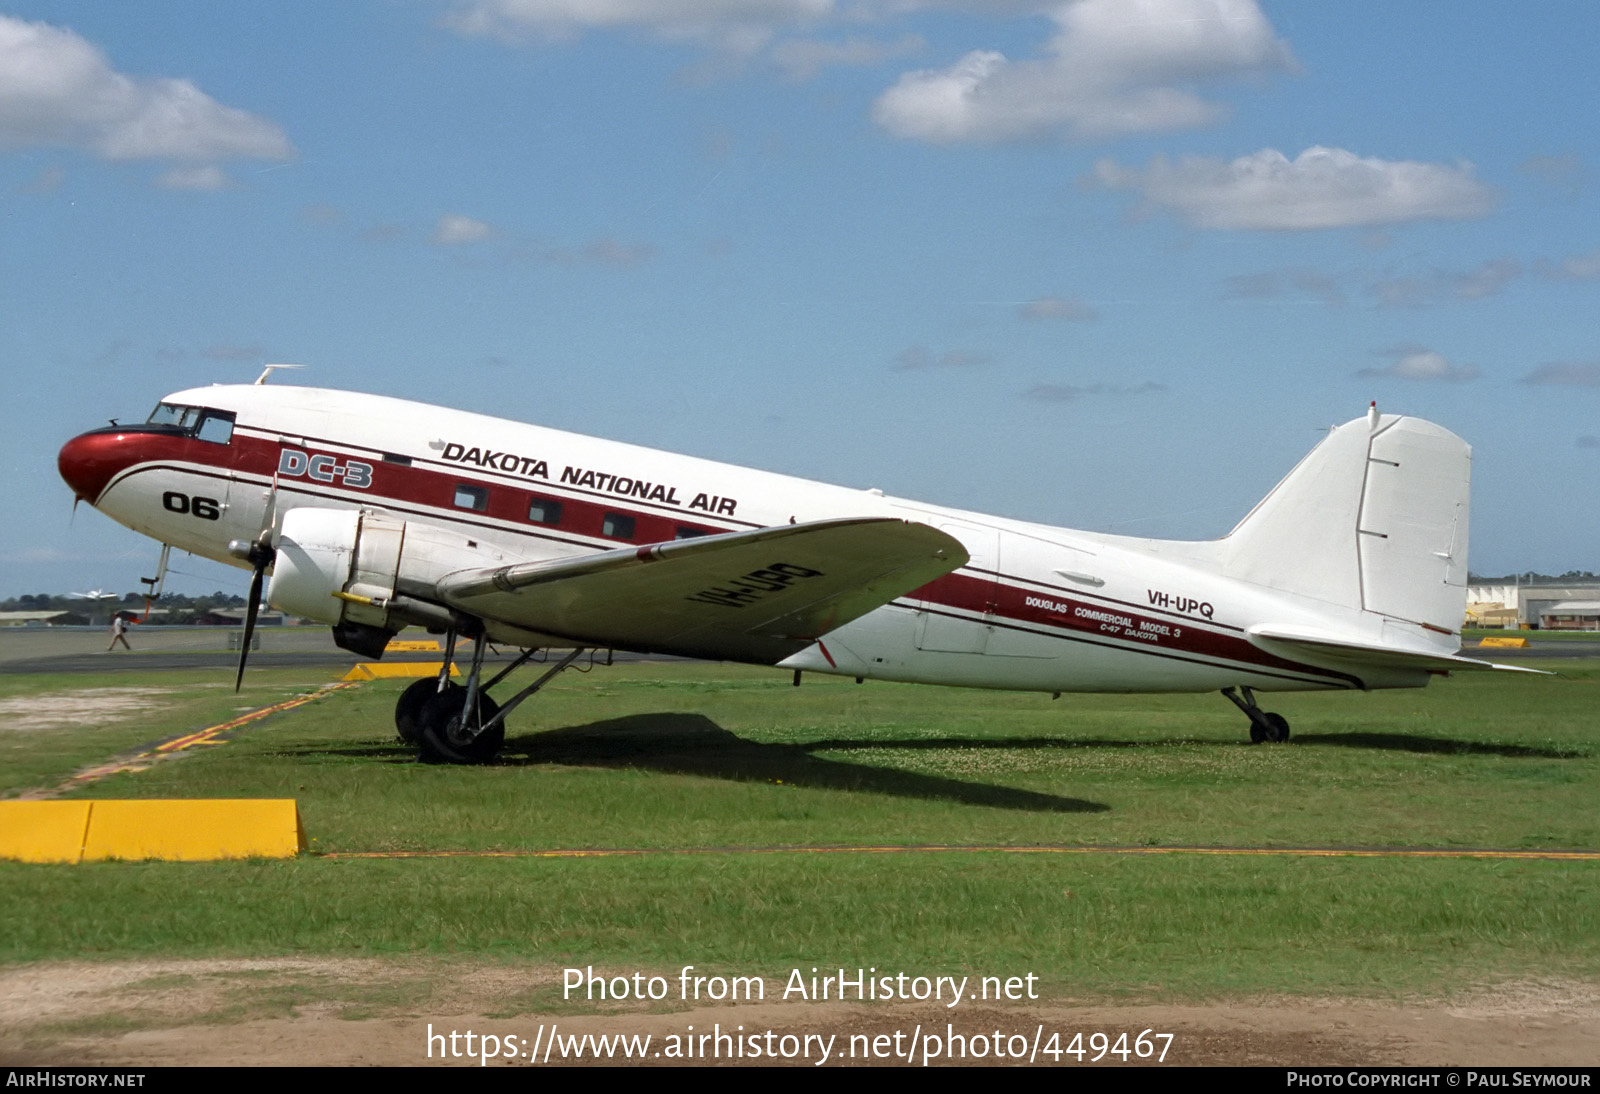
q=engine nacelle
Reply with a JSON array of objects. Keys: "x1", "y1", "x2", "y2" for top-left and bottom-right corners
[{"x1": 268, "y1": 507, "x2": 524, "y2": 641}]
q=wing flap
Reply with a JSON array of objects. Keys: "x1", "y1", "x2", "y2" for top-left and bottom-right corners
[{"x1": 435, "y1": 518, "x2": 967, "y2": 663}]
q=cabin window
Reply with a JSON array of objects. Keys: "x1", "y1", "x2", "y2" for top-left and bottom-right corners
[
  {"x1": 453, "y1": 484, "x2": 489, "y2": 511},
  {"x1": 602, "y1": 512, "x2": 635, "y2": 540},
  {"x1": 528, "y1": 498, "x2": 563, "y2": 525},
  {"x1": 674, "y1": 526, "x2": 708, "y2": 540},
  {"x1": 382, "y1": 452, "x2": 412, "y2": 466}
]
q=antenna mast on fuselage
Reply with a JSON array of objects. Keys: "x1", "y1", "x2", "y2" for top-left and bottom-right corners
[{"x1": 254, "y1": 363, "x2": 305, "y2": 385}]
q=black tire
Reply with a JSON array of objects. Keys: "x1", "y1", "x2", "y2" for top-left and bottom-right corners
[
  {"x1": 396, "y1": 678, "x2": 457, "y2": 744},
  {"x1": 417, "y1": 689, "x2": 505, "y2": 764},
  {"x1": 1257, "y1": 712, "x2": 1290, "y2": 743}
]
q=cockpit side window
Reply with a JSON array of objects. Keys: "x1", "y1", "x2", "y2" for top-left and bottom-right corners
[
  {"x1": 145, "y1": 403, "x2": 235, "y2": 443},
  {"x1": 195, "y1": 411, "x2": 235, "y2": 444},
  {"x1": 147, "y1": 403, "x2": 189, "y2": 427}
]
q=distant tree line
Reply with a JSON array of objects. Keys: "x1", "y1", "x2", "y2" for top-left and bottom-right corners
[{"x1": 1467, "y1": 571, "x2": 1598, "y2": 583}]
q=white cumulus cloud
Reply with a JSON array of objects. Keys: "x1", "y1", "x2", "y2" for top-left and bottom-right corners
[
  {"x1": 1356, "y1": 346, "x2": 1480, "y2": 383},
  {"x1": 0, "y1": 15, "x2": 292, "y2": 165},
  {"x1": 432, "y1": 213, "x2": 495, "y2": 245},
  {"x1": 1090, "y1": 146, "x2": 1496, "y2": 230},
  {"x1": 872, "y1": 0, "x2": 1293, "y2": 143}
]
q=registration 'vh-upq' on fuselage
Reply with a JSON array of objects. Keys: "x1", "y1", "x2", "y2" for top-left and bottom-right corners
[{"x1": 57, "y1": 382, "x2": 1528, "y2": 762}]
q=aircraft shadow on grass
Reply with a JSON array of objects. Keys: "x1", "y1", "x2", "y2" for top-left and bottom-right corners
[
  {"x1": 270, "y1": 719, "x2": 1104, "y2": 813},
  {"x1": 278, "y1": 720, "x2": 1583, "y2": 795},
  {"x1": 487, "y1": 713, "x2": 1110, "y2": 814},
  {"x1": 801, "y1": 735, "x2": 1222, "y2": 752},
  {"x1": 1288, "y1": 732, "x2": 1588, "y2": 759},
  {"x1": 807, "y1": 732, "x2": 1588, "y2": 760}
]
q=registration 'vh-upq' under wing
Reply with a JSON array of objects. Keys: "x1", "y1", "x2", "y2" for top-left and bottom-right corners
[{"x1": 58, "y1": 382, "x2": 1529, "y2": 762}]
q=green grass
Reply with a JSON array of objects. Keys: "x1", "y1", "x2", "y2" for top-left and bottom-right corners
[
  {"x1": 2, "y1": 660, "x2": 1597, "y2": 999},
  {"x1": 4, "y1": 853, "x2": 1594, "y2": 1001},
  {"x1": 41, "y1": 661, "x2": 1593, "y2": 853},
  {"x1": 0, "y1": 669, "x2": 337, "y2": 797}
]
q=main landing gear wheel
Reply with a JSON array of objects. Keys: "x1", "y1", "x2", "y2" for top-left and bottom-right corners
[
  {"x1": 395, "y1": 678, "x2": 459, "y2": 744},
  {"x1": 416, "y1": 689, "x2": 505, "y2": 765},
  {"x1": 1249, "y1": 711, "x2": 1291, "y2": 744}
]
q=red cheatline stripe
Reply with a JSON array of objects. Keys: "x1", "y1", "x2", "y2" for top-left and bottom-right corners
[
  {"x1": 320, "y1": 844, "x2": 1600, "y2": 862},
  {"x1": 913, "y1": 571, "x2": 1361, "y2": 689}
]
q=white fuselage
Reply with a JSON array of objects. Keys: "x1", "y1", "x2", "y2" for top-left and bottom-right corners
[{"x1": 76, "y1": 385, "x2": 1430, "y2": 695}]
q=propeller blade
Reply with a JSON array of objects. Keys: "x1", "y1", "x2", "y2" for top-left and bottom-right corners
[
  {"x1": 234, "y1": 563, "x2": 266, "y2": 692},
  {"x1": 262, "y1": 475, "x2": 280, "y2": 540},
  {"x1": 231, "y1": 480, "x2": 283, "y2": 692}
]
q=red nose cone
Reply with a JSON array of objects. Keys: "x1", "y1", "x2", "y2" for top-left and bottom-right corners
[{"x1": 58, "y1": 431, "x2": 129, "y2": 503}]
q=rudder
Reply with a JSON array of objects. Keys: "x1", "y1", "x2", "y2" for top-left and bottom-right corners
[{"x1": 1220, "y1": 410, "x2": 1470, "y2": 633}]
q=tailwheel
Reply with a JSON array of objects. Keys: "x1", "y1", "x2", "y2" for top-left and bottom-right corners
[
  {"x1": 1249, "y1": 711, "x2": 1291, "y2": 744},
  {"x1": 395, "y1": 677, "x2": 458, "y2": 744},
  {"x1": 417, "y1": 689, "x2": 505, "y2": 764},
  {"x1": 1223, "y1": 686, "x2": 1291, "y2": 745}
]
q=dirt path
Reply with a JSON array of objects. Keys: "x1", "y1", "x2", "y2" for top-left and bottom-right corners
[{"x1": 1, "y1": 959, "x2": 1595, "y2": 1067}]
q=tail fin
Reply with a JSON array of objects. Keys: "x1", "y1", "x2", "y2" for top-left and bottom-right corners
[{"x1": 1220, "y1": 408, "x2": 1470, "y2": 633}]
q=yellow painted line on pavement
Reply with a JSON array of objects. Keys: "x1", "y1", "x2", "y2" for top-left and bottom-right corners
[
  {"x1": 41, "y1": 682, "x2": 361, "y2": 796},
  {"x1": 153, "y1": 682, "x2": 360, "y2": 753}
]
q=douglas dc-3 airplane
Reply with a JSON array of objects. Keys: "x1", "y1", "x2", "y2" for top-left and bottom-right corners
[{"x1": 57, "y1": 379, "x2": 1526, "y2": 763}]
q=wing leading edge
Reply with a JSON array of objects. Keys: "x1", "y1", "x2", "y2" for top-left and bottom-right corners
[{"x1": 435, "y1": 517, "x2": 969, "y2": 663}]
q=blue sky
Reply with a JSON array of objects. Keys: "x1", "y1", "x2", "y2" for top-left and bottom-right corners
[{"x1": 3, "y1": 1, "x2": 1596, "y2": 598}]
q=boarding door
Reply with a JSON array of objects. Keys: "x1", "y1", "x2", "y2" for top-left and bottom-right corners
[{"x1": 914, "y1": 521, "x2": 1000, "y2": 654}]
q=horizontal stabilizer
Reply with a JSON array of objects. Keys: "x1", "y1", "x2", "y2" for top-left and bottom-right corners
[
  {"x1": 435, "y1": 518, "x2": 967, "y2": 663},
  {"x1": 1248, "y1": 625, "x2": 1548, "y2": 675}
]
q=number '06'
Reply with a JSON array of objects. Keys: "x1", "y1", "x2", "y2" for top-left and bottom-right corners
[{"x1": 162, "y1": 491, "x2": 222, "y2": 520}]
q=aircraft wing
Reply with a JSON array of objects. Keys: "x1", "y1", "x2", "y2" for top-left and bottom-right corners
[
  {"x1": 433, "y1": 517, "x2": 968, "y2": 663},
  {"x1": 1247, "y1": 625, "x2": 1550, "y2": 675}
]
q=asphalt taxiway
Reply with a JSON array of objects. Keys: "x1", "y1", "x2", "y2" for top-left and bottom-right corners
[{"x1": 0, "y1": 626, "x2": 675, "y2": 675}]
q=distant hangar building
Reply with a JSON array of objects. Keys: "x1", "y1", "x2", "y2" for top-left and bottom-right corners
[
  {"x1": 1539, "y1": 601, "x2": 1600, "y2": 631},
  {"x1": 1467, "y1": 581, "x2": 1600, "y2": 630}
]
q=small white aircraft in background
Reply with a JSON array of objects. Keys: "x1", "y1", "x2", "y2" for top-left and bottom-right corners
[
  {"x1": 58, "y1": 380, "x2": 1527, "y2": 762},
  {"x1": 69, "y1": 587, "x2": 122, "y2": 627}
]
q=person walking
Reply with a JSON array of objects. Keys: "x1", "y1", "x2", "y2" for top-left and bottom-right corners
[{"x1": 108, "y1": 612, "x2": 132, "y2": 651}]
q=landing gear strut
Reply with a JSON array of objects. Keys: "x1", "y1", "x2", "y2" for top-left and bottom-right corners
[
  {"x1": 393, "y1": 625, "x2": 594, "y2": 764},
  {"x1": 1221, "y1": 686, "x2": 1291, "y2": 744}
]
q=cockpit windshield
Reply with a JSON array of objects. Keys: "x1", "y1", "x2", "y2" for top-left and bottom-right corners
[{"x1": 146, "y1": 403, "x2": 235, "y2": 444}]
